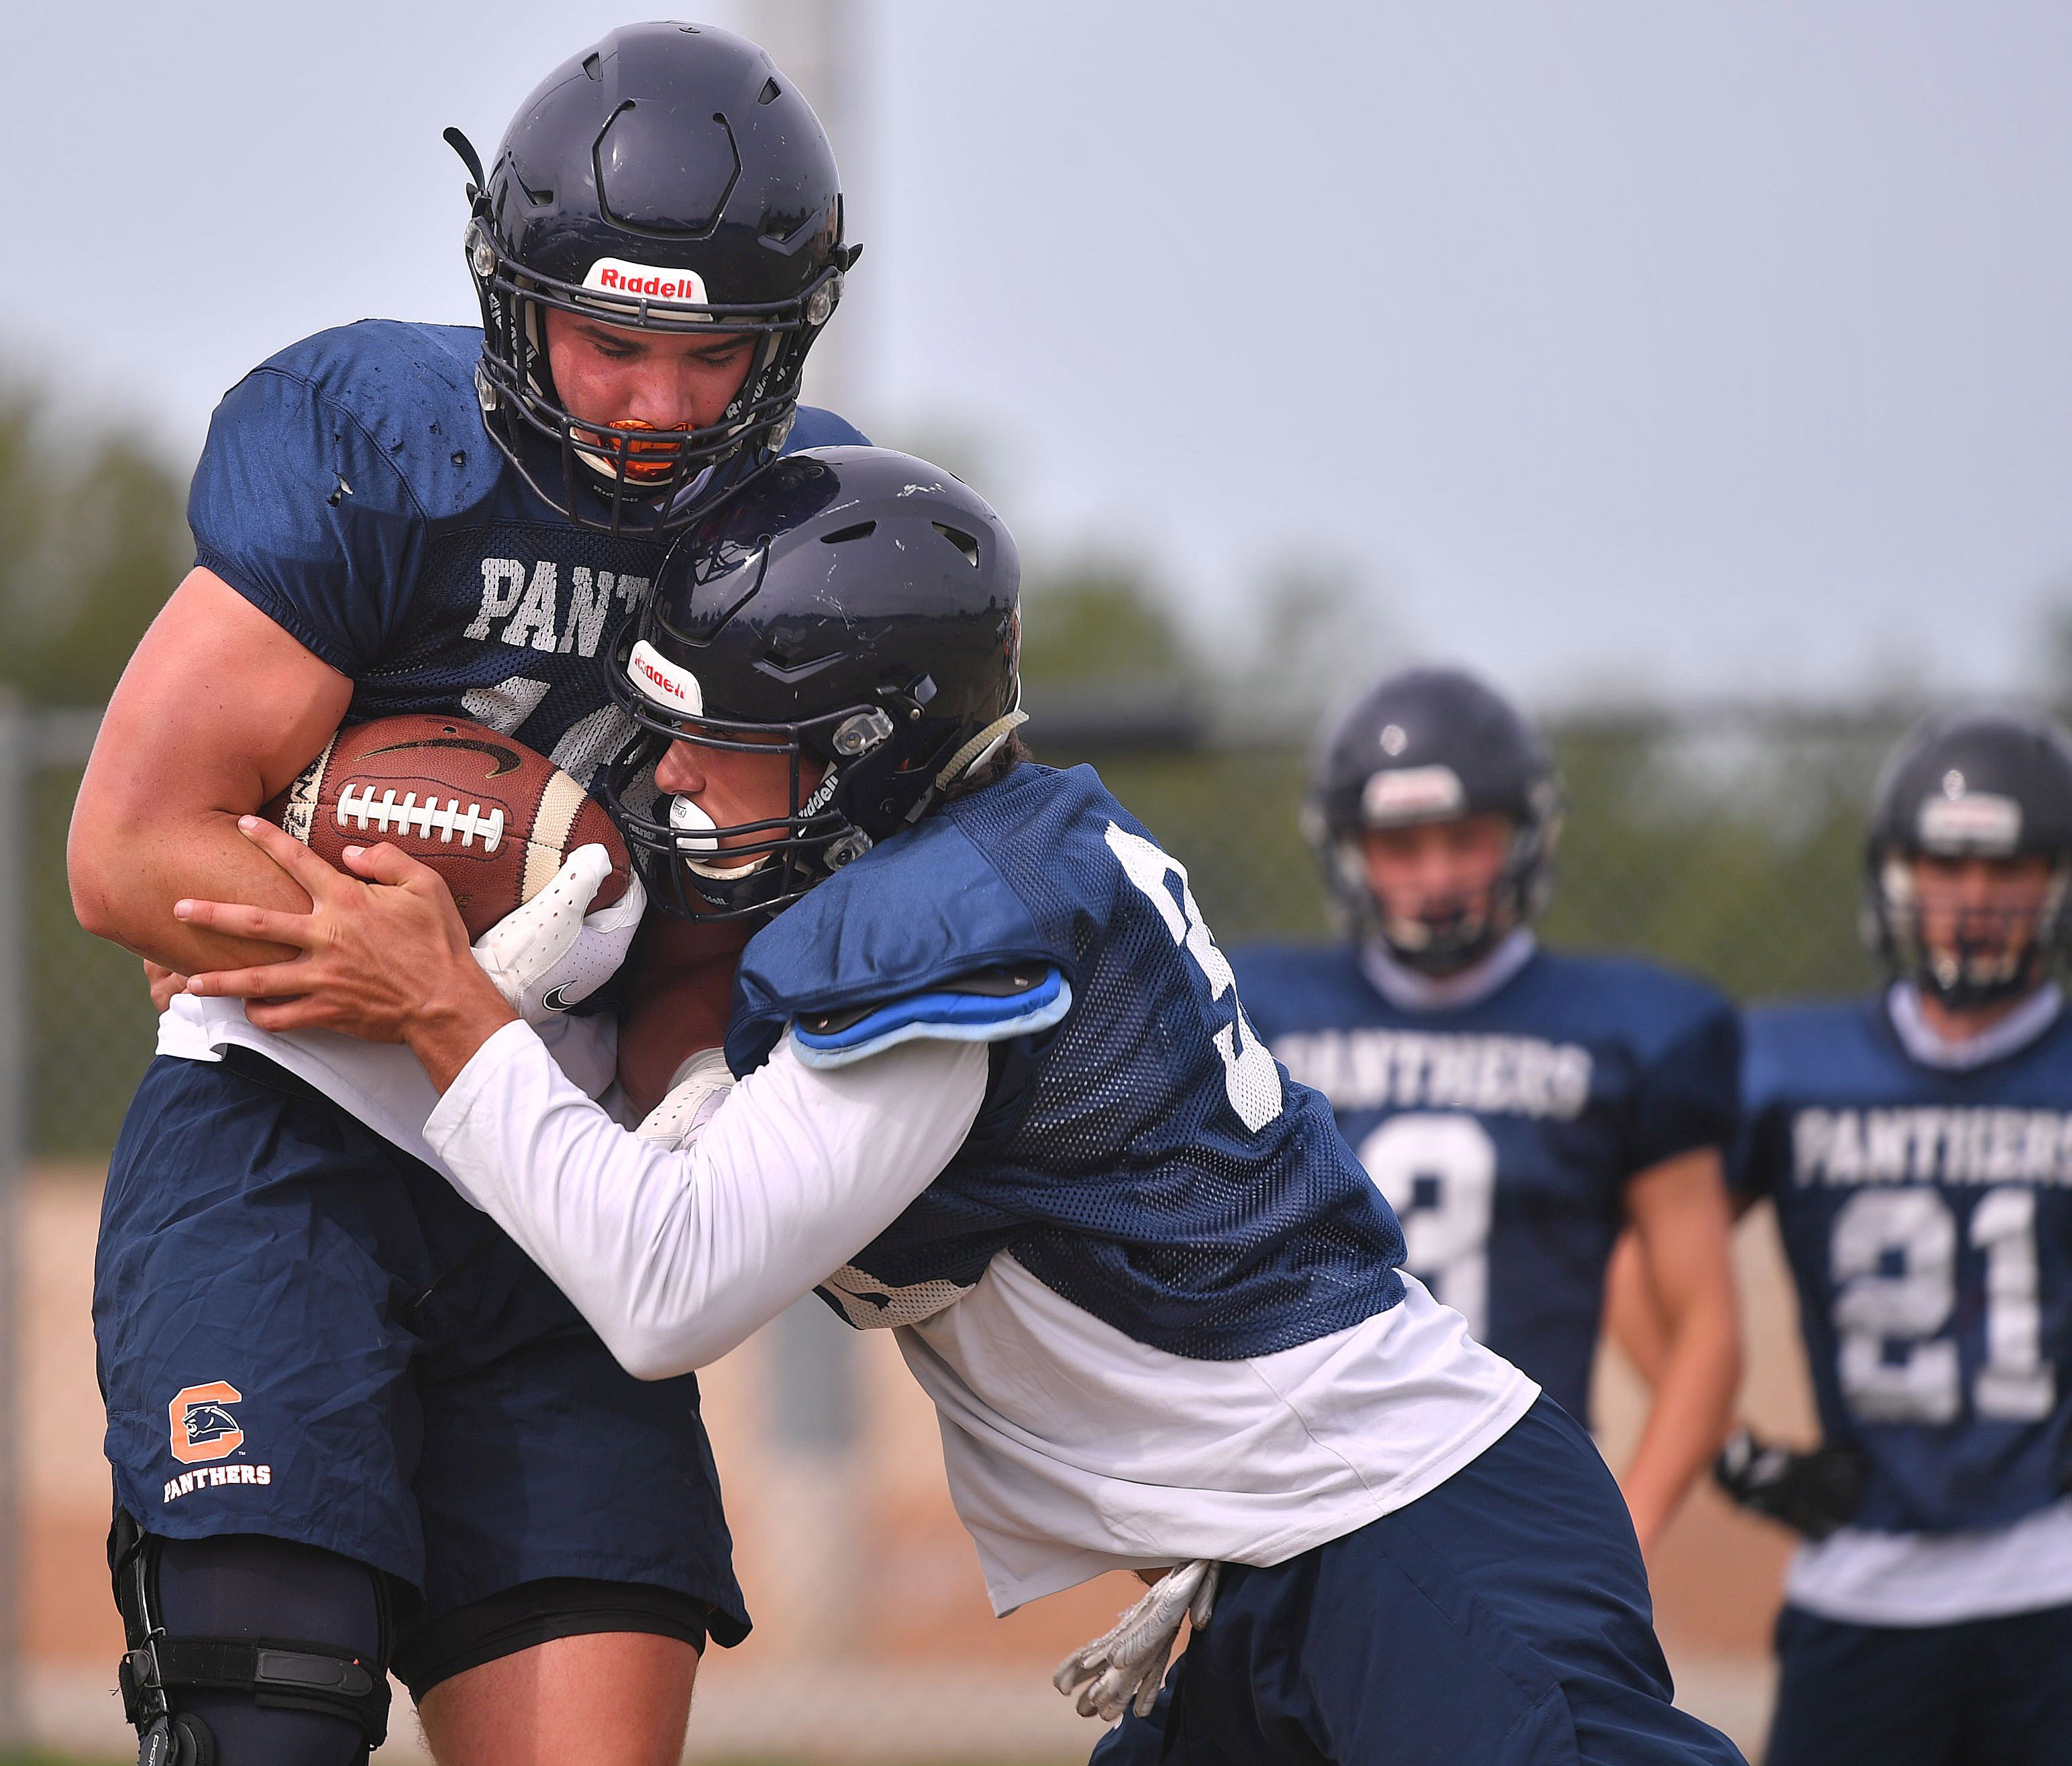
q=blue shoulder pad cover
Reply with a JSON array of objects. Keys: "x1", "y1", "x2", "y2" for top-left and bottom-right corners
[{"x1": 791, "y1": 965, "x2": 1072, "y2": 1069}]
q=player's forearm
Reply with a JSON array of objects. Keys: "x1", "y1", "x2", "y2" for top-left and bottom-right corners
[
  {"x1": 403, "y1": 984, "x2": 521, "y2": 1094},
  {"x1": 72, "y1": 567, "x2": 356, "y2": 972},
  {"x1": 70, "y1": 808, "x2": 315, "y2": 972},
  {"x1": 1617, "y1": 1284, "x2": 1741, "y2": 1553},
  {"x1": 425, "y1": 1026, "x2": 987, "y2": 1378},
  {"x1": 1602, "y1": 1229, "x2": 1672, "y2": 1386}
]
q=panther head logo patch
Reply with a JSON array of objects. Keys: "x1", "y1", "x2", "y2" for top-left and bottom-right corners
[{"x1": 169, "y1": 1380, "x2": 246, "y2": 1465}]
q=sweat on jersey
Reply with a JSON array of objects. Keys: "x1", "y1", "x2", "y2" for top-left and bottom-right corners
[
  {"x1": 1234, "y1": 937, "x2": 1739, "y2": 1418},
  {"x1": 1738, "y1": 984, "x2": 2072, "y2": 1624},
  {"x1": 424, "y1": 764, "x2": 1537, "y2": 1612},
  {"x1": 162, "y1": 319, "x2": 864, "y2": 1131}
]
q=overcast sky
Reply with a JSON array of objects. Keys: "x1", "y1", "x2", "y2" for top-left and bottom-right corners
[{"x1": 8, "y1": 1, "x2": 2071, "y2": 707}]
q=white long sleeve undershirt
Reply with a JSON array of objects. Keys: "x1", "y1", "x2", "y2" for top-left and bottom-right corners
[
  {"x1": 420, "y1": 1020, "x2": 1536, "y2": 1610},
  {"x1": 423, "y1": 1021, "x2": 990, "y2": 1378}
]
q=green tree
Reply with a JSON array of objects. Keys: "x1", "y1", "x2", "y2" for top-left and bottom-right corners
[
  {"x1": 0, "y1": 379, "x2": 193, "y2": 1151},
  {"x1": 1019, "y1": 554, "x2": 1200, "y2": 690},
  {"x1": 0, "y1": 389, "x2": 189, "y2": 704}
]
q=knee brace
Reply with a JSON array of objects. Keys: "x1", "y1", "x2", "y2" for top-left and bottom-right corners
[{"x1": 110, "y1": 1512, "x2": 394, "y2": 1766}]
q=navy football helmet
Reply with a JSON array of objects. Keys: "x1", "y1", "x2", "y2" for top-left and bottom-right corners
[
  {"x1": 1863, "y1": 708, "x2": 2072, "y2": 1008},
  {"x1": 1305, "y1": 666, "x2": 1561, "y2": 972},
  {"x1": 448, "y1": 21, "x2": 858, "y2": 535},
  {"x1": 598, "y1": 447, "x2": 1023, "y2": 918}
]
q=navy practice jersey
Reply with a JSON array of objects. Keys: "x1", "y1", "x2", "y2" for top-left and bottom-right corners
[
  {"x1": 188, "y1": 320, "x2": 864, "y2": 784},
  {"x1": 1231, "y1": 943, "x2": 1739, "y2": 1418},
  {"x1": 1740, "y1": 997, "x2": 2072, "y2": 1532},
  {"x1": 727, "y1": 764, "x2": 1409, "y2": 1361}
]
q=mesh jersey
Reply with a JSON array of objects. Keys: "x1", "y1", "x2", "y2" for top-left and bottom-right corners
[
  {"x1": 1232, "y1": 943, "x2": 1739, "y2": 1418},
  {"x1": 727, "y1": 764, "x2": 1408, "y2": 1361},
  {"x1": 1739, "y1": 997, "x2": 2072, "y2": 1532},
  {"x1": 188, "y1": 320, "x2": 864, "y2": 785}
]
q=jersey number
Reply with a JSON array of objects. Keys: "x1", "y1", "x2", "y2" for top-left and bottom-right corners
[
  {"x1": 1106, "y1": 823, "x2": 1284, "y2": 1133},
  {"x1": 1358, "y1": 1114, "x2": 1496, "y2": 1337},
  {"x1": 1830, "y1": 1186, "x2": 2054, "y2": 1425}
]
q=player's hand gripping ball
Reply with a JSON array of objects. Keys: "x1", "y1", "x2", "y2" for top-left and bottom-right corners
[{"x1": 262, "y1": 714, "x2": 631, "y2": 939}]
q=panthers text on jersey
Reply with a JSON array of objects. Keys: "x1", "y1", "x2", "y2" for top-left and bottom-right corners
[
  {"x1": 1233, "y1": 938, "x2": 1740, "y2": 1417},
  {"x1": 1739, "y1": 988, "x2": 2072, "y2": 1535},
  {"x1": 189, "y1": 319, "x2": 865, "y2": 788}
]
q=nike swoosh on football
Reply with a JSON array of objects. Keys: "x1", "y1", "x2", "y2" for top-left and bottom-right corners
[{"x1": 362, "y1": 735, "x2": 523, "y2": 777}]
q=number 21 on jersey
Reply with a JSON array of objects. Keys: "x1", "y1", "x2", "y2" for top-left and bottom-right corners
[{"x1": 1830, "y1": 1184, "x2": 2055, "y2": 1424}]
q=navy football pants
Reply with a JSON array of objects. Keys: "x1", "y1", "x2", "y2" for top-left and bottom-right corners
[
  {"x1": 95, "y1": 1052, "x2": 749, "y2": 1647},
  {"x1": 1765, "y1": 1600, "x2": 2072, "y2": 1766},
  {"x1": 1091, "y1": 1398, "x2": 1744, "y2": 1766}
]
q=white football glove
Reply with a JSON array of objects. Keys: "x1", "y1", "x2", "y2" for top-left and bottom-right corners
[
  {"x1": 472, "y1": 843, "x2": 645, "y2": 1025},
  {"x1": 1052, "y1": 1559, "x2": 1219, "y2": 1722},
  {"x1": 635, "y1": 1047, "x2": 736, "y2": 1149}
]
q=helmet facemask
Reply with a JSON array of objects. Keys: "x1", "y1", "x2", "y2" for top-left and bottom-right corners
[
  {"x1": 1867, "y1": 847, "x2": 2072, "y2": 1010},
  {"x1": 465, "y1": 216, "x2": 844, "y2": 538},
  {"x1": 1318, "y1": 799, "x2": 1559, "y2": 976},
  {"x1": 437, "y1": 17, "x2": 856, "y2": 540},
  {"x1": 1303, "y1": 666, "x2": 1562, "y2": 979},
  {"x1": 599, "y1": 633, "x2": 1023, "y2": 922},
  {"x1": 1861, "y1": 712, "x2": 2072, "y2": 1012}
]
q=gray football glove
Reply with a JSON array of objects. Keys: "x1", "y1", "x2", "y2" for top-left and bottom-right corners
[{"x1": 1052, "y1": 1559, "x2": 1218, "y2": 1722}]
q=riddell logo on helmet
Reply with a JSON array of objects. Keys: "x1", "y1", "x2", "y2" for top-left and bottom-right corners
[
  {"x1": 583, "y1": 258, "x2": 711, "y2": 305},
  {"x1": 1917, "y1": 791, "x2": 2022, "y2": 855},
  {"x1": 1362, "y1": 766, "x2": 1466, "y2": 825},
  {"x1": 629, "y1": 640, "x2": 705, "y2": 715}
]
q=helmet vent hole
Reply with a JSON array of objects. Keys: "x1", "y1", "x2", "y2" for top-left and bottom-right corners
[
  {"x1": 821, "y1": 520, "x2": 878, "y2": 544},
  {"x1": 758, "y1": 77, "x2": 782, "y2": 105},
  {"x1": 933, "y1": 523, "x2": 981, "y2": 566},
  {"x1": 582, "y1": 52, "x2": 602, "y2": 80},
  {"x1": 526, "y1": 187, "x2": 554, "y2": 206}
]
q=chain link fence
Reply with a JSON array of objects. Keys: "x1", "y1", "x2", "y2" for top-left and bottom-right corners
[
  {"x1": 1037, "y1": 700, "x2": 1910, "y2": 1001},
  {"x1": 27, "y1": 703, "x2": 1917, "y2": 1158}
]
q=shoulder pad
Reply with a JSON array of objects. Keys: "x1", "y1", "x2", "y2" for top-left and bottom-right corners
[
  {"x1": 791, "y1": 964, "x2": 1072, "y2": 1070},
  {"x1": 785, "y1": 405, "x2": 871, "y2": 450},
  {"x1": 727, "y1": 807, "x2": 1060, "y2": 1075}
]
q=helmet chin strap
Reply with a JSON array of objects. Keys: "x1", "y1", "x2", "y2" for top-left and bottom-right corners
[{"x1": 935, "y1": 707, "x2": 1029, "y2": 790}]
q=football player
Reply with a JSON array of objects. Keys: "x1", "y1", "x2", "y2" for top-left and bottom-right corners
[
  {"x1": 1231, "y1": 669, "x2": 1743, "y2": 1554},
  {"x1": 1713, "y1": 709, "x2": 2072, "y2": 1766},
  {"x1": 174, "y1": 448, "x2": 1746, "y2": 1766},
  {"x1": 68, "y1": 24, "x2": 864, "y2": 1766}
]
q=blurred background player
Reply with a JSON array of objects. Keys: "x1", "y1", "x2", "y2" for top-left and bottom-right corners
[
  {"x1": 174, "y1": 444, "x2": 1745, "y2": 1766},
  {"x1": 1714, "y1": 709, "x2": 2072, "y2": 1765},
  {"x1": 68, "y1": 23, "x2": 864, "y2": 1766},
  {"x1": 1233, "y1": 667, "x2": 1741, "y2": 1555}
]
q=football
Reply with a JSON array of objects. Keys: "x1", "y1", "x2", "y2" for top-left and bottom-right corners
[{"x1": 262, "y1": 713, "x2": 633, "y2": 938}]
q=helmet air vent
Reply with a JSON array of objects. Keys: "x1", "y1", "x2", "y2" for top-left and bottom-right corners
[
  {"x1": 582, "y1": 52, "x2": 602, "y2": 80},
  {"x1": 933, "y1": 523, "x2": 981, "y2": 566},
  {"x1": 821, "y1": 521, "x2": 878, "y2": 544},
  {"x1": 759, "y1": 78, "x2": 782, "y2": 105}
]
